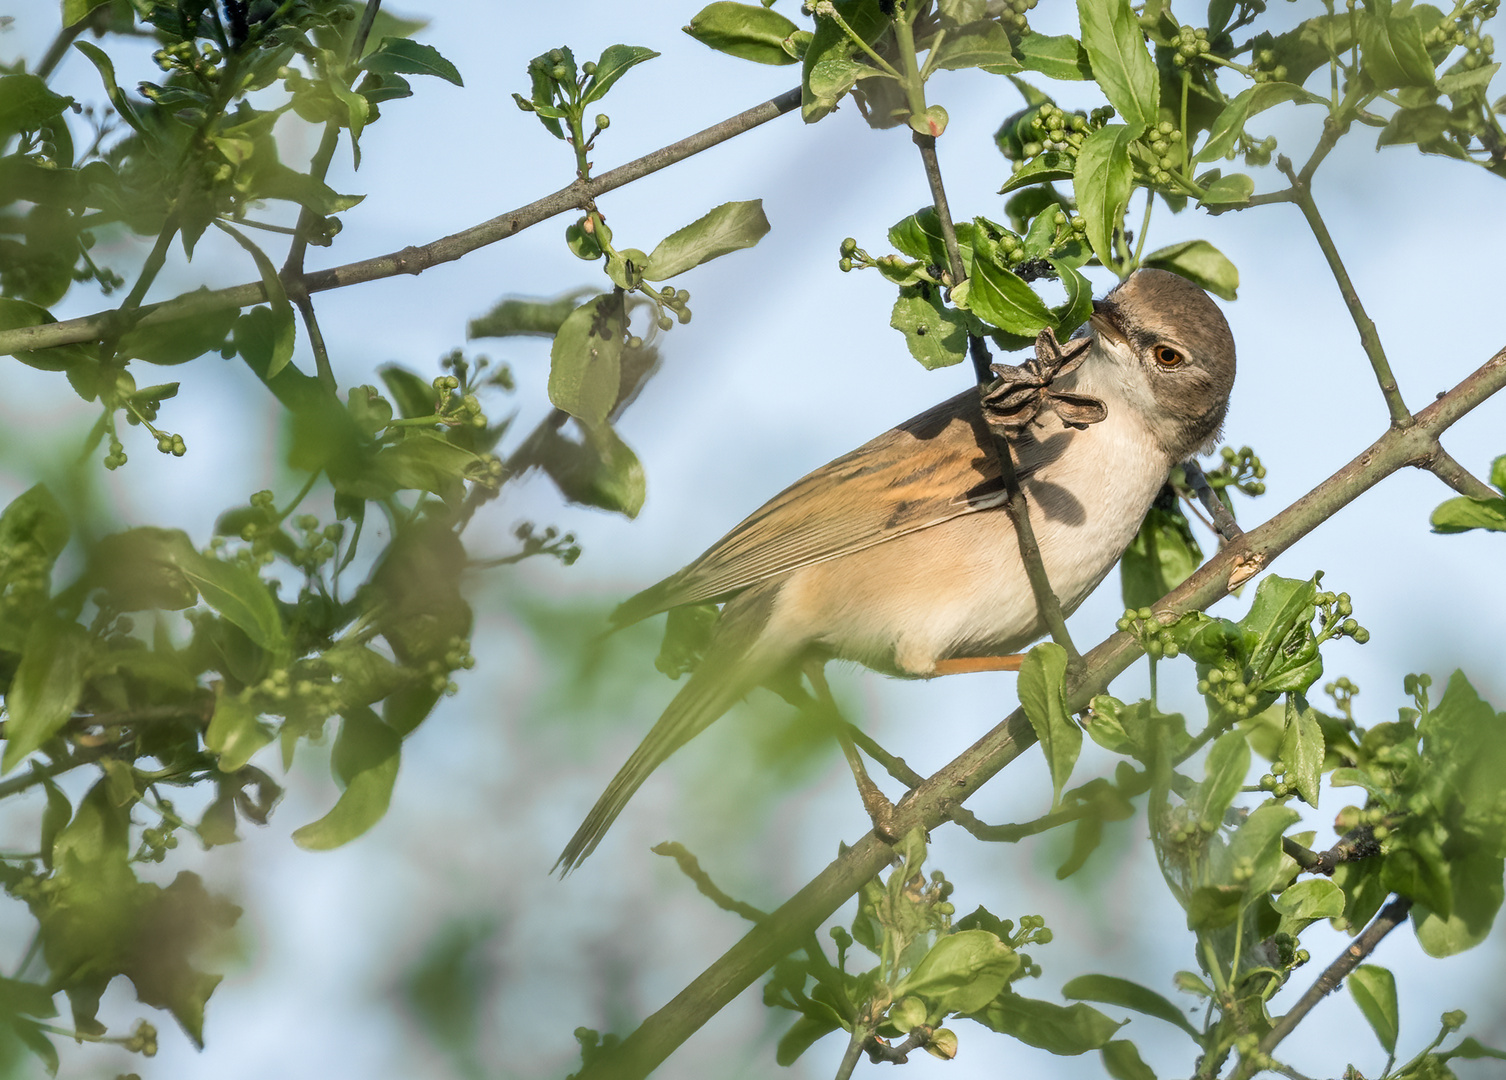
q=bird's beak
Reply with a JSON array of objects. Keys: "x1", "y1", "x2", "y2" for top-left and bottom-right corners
[{"x1": 1089, "y1": 298, "x2": 1130, "y2": 348}]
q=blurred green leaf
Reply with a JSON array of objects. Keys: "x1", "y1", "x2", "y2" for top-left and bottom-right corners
[
  {"x1": 1360, "y1": 7, "x2": 1436, "y2": 89},
  {"x1": 776, "y1": 1013, "x2": 842, "y2": 1065},
  {"x1": 1121, "y1": 503, "x2": 1203, "y2": 609},
  {"x1": 172, "y1": 549, "x2": 286, "y2": 654},
  {"x1": 1062, "y1": 974, "x2": 1200, "y2": 1038},
  {"x1": 533, "y1": 420, "x2": 645, "y2": 517},
  {"x1": 0, "y1": 298, "x2": 92, "y2": 372},
  {"x1": 2, "y1": 618, "x2": 90, "y2": 774},
  {"x1": 1102, "y1": 1039, "x2": 1157, "y2": 1080},
  {"x1": 548, "y1": 293, "x2": 626, "y2": 429},
  {"x1": 220, "y1": 228, "x2": 296, "y2": 378},
  {"x1": 644, "y1": 200, "x2": 770, "y2": 281},
  {"x1": 969, "y1": 993, "x2": 1124, "y2": 1053},
  {"x1": 1190, "y1": 731, "x2": 1250, "y2": 832},
  {"x1": 205, "y1": 691, "x2": 274, "y2": 773},
  {"x1": 1195, "y1": 83, "x2": 1322, "y2": 164},
  {"x1": 117, "y1": 293, "x2": 240, "y2": 366},
  {"x1": 0, "y1": 74, "x2": 72, "y2": 140},
  {"x1": 293, "y1": 708, "x2": 402, "y2": 850},
  {"x1": 1200, "y1": 173, "x2": 1254, "y2": 207},
  {"x1": 895, "y1": 930, "x2": 1020, "y2": 1014},
  {"x1": 468, "y1": 289, "x2": 592, "y2": 339},
  {"x1": 684, "y1": 2, "x2": 801, "y2": 65}
]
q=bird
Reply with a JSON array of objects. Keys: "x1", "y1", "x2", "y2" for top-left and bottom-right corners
[{"x1": 555, "y1": 268, "x2": 1236, "y2": 873}]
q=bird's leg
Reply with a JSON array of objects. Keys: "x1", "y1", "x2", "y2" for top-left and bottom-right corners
[
  {"x1": 931, "y1": 654, "x2": 1025, "y2": 676},
  {"x1": 805, "y1": 662, "x2": 898, "y2": 842}
]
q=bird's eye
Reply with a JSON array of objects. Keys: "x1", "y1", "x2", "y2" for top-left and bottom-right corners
[{"x1": 1154, "y1": 345, "x2": 1184, "y2": 368}]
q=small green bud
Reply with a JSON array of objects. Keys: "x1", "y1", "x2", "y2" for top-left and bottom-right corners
[{"x1": 595, "y1": 113, "x2": 610, "y2": 130}]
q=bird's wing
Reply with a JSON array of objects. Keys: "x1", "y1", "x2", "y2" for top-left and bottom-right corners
[{"x1": 613, "y1": 389, "x2": 1062, "y2": 627}]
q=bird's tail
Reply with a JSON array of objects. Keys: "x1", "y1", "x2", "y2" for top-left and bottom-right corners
[{"x1": 554, "y1": 585, "x2": 784, "y2": 875}]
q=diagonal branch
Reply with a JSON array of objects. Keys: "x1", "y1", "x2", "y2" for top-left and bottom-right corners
[
  {"x1": 0, "y1": 88, "x2": 802, "y2": 359},
  {"x1": 573, "y1": 341, "x2": 1506, "y2": 1080}
]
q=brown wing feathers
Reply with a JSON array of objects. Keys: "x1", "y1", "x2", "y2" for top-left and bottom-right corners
[{"x1": 611, "y1": 391, "x2": 1027, "y2": 628}]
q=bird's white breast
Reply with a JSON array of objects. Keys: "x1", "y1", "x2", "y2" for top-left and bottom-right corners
[{"x1": 765, "y1": 391, "x2": 1171, "y2": 676}]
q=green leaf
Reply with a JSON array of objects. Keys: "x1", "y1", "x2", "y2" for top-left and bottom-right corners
[
  {"x1": 1281, "y1": 694, "x2": 1325, "y2": 806},
  {"x1": 644, "y1": 200, "x2": 770, "y2": 281},
  {"x1": 1120, "y1": 504, "x2": 1203, "y2": 609},
  {"x1": 172, "y1": 549, "x2": 286, "y2": 653},
  {"x1": 1185, "y1": 884, "x2": 1242, "y2": 930},
  {"x1": 548, "y1": 293, "x2": 627, "y2": 429},
  {"x1": 1239, "y1": 574, "x2": 1317, "y2": 680},
  {"x1": 1073, "y1": 124, "x2": 1134, "y2": 269},
  {"x1": 1274, "y1": 877, "x2": 1345, "y2": 922},
  {"x1": 1075, "y1": 0, "x2": 1159, "y2": 134},
  {"x1": 931, "y1": 20, "x2": 1021, "y2": 74},
  {"x1": 896, "y1": 930, "x2": 1020, "y2": 1014},
  {"x1": 684, "y1": 2, "x2": 801, "y2": 65},
  {"x1": 534, "y1": 421, "x2": 646, "y2": 518},
  {"x1": 220, "y1": 227, "x2": 295, "y2": 378},
  {"x1": 292, "y1": 708, "x2": 402, "y2": 850},
  {"x1": 969, "y1": 993, "x2": 1125, "y2": 1054},
  {"x1": 1360, "y1": 8, "x2": 1437, "y2": 89},
  {"x1": 2, "y1": 619, "x2": 90, "y2": 774},
  {"x1": 0, "y1": 297, "x2": 92, "y2": 372},
  {"x1": 583, "y1": 44, "x2": 661, "y2": 105},
  {"x1": 0, "y1": 74, "x2": 72, "y2": 140},
  {"x1": 116, "y1": 292, "x2": 240, "y2": 365},
  {"x1": 1190, "y1": 731, "x2": 1250, "y2": 832},
  {"x1": 890, "y1": 285, "x2": 978, "y2": 369},
  {"x1": 379, "y1": 364, "x2": 440, "y2": 418},
  {"x1": 1431, "y1": 494, "x2": 1506, "y2": 533},
  {"x1": 1377, "y1": 103, "x2": 1452, "y2": 147},
  {"x1": 962, "y1": 248, "x2": 1055, "y2": 335},
  {"x1": 468, "y1": 289, "x2": 593, "y2": 339},
  {"x1": 1018, "y1": 643, "x2": 1081, "y2": 808},
  {"x1": 73, "y1": 41, "x2": 146, "y2": 135},
  {"x1": 800, "y1": 0, "x2": 891, "y2": 122},
  {"x1": 1014, "y1": 33, "x2": 1093, "y2": 80},
  {"x1": 1348, "y1": 965, "x2": 1398, "y2": 1055},
  {"x1": 205, "y1": 691, "x2": 274, "y2": 773},
  {"x1": 1446, "y1": 1037, "x2": 1506, "y2": 1061},
  {"x1": 1141, "y1": 240, "x2": 1239, "y2": 301},
  {"x1": 1, "y1": 484, "x2": 71, "y2": 566},
  {"x1": 1226, "y1": 802, "x2": 1301, "y2": 906},
  {"x1": 252, "y1": 162, "x2": 365, "y2": 216},
  {"x1": 62, "y1": 0, "x2": 112, "y2": 26},
  {"x1": 889, "y1": 206, "x2": 975, "y2": 268},
  {"x1": 1062, "y1": 974, "x2": 1200, "y2": 1038},
  {"x1": 1199, "y1": 172, "x2": 1254, "y2": 207},
  {"x1": 360, "y1": 38, "x2": 463, "y2": 85},
  {"x1": 776, "y1": 1013, "x2": 842, "y2": 1065},
  {"x1": 1102, "y1": 1039, "x2": 1158, "y2": 1080},
  {"x1": 1195, "y1": 83, "x2": 1322, "y2": 164},
  {"x1": 999, "y1": 152, "x2": 1076, "y2": 196}
]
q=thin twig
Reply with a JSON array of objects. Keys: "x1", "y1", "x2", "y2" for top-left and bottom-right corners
[
  {"x1": 1278, "y1": 154, "x2": 1411, "y2": 429},
  {"x1": 574, "y1": 343, "x2": 1506, "y2": 1080},
  {"x1": 1282, "y1": 824, "x2": 1380, "y2": 876},
  {"x1": 845, "y1": 725, "x2": 924, "y2": 788},
  {"x1": 36, "y1": 19, "x2": 87, "y2": 80},
  {"x1": 1235, "y1": 896, "x2": 1414, "y2": 1078},
  {"x1": 1182, "y1": 459, "x2": 1244, "y2": 542},
  {"x1": 651, "y1": 842, "x2": 767, "y2": 923},
  {"x1": 0, "y1": 87, "x2": 803, "y2": 358}
]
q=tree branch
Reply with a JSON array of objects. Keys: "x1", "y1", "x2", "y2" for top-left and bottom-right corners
[
  {"x1": 575, "y1": 342, "x2": 1506, "y2": 1080},
  {"x1": 1420, "y1": 444, "x2": 1497, "y2": 499},
  {"x1": 0, "y1": 87, "x2": 803, "y2": 358}
]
